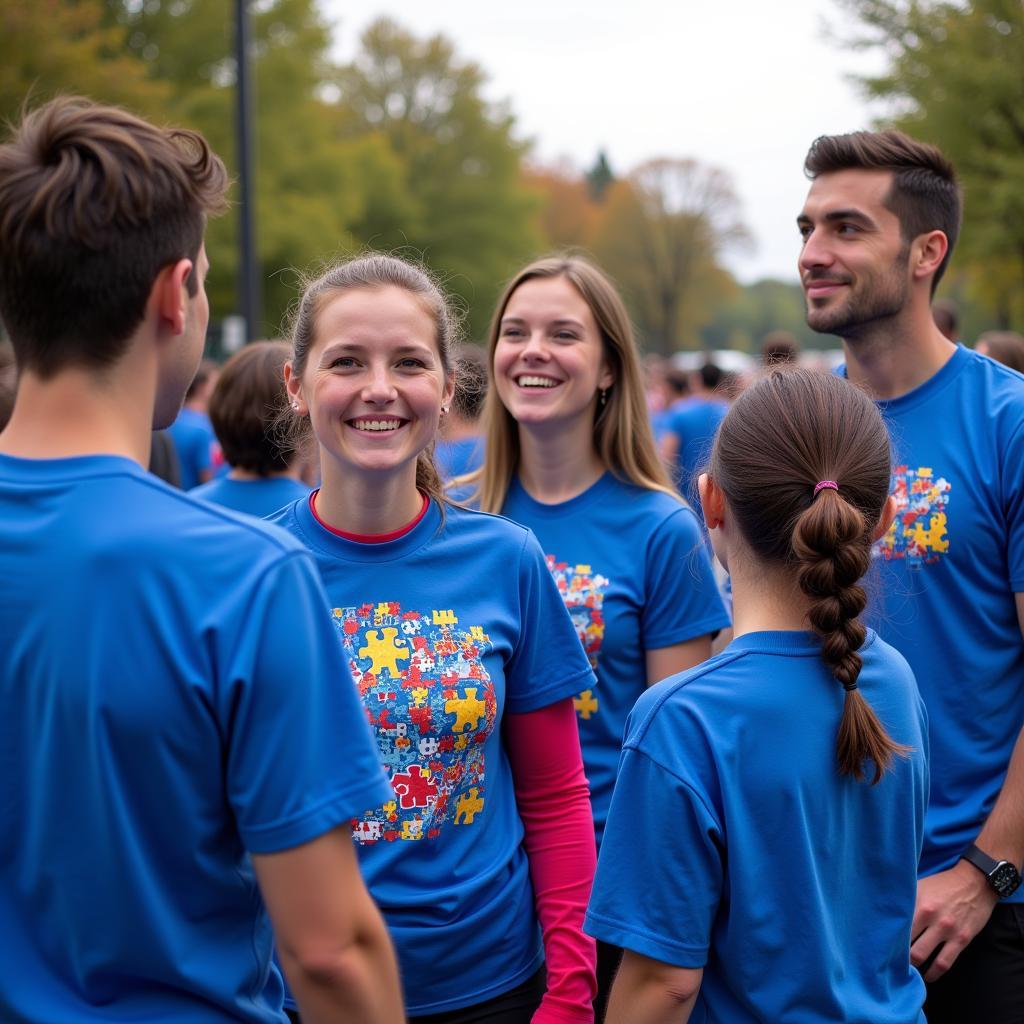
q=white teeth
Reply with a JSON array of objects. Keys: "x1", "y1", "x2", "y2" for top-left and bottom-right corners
[
  {"x1": 352, "y1": 419, "x2": 401, "y2": 431},
  {"x1": 517, "y1": 376, "x2": 559, "y2": 388}
]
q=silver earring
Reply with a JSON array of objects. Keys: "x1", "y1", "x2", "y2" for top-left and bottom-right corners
[
  {"x1": 599, "y1": 388, "x2": 608, "y2": 408},
  {"x1": 290, "y1": 401, "x2": 299, "y2": 410}
]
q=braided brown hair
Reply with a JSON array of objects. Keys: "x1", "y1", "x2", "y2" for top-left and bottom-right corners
[{"x1": 710, "y1": 368, "x2": 910, "y2": 784}]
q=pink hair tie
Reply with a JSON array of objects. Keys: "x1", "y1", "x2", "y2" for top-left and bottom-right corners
[{"x1": 813, "y1": 480, "x2": 839, "y2": 497}]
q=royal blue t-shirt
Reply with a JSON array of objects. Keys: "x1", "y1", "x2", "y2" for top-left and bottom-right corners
[
  {"x1": 168, "y1": 407, "x2": 217, "y2": 489},
  {"x1": 665, "y1": 397, "x2": 729, "y2": 505},
  {"x1": 436, "y1": 436, "x2": 485, "y2": 481},
  {"x1": 0, "y1": 454, "x2": 391, "y2": 1023},
  {"x1": 191, "y1": 474, "x2": 310, "y2": 518},
  {"x1": 268, "y1": 497, "x2": 595, "y2": 1015},
  {"x1": 586, "y1": 629, "x2": 928, "y2": 1023},
  {"x1": 501, "y1": 473, "x2": 730, "y2": 844},
  {"x1": 863, "y1": 345, "x2": 1024, "y2": 891}
]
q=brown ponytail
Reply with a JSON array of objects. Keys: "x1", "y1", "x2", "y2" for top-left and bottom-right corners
[{"x1": 710, "y1": 368, "x2": 910, "y2": 784}]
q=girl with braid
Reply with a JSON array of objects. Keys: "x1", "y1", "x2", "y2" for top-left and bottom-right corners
[{"x1": 585, "y1": 369, "x2": 929, "y2": 1024}]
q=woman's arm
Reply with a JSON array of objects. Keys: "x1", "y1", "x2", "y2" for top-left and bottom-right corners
[
  {"x1": 645, "y1": 636, "x2": 712, "y2": 688},
  {"x1": 505, "y1": 698, "x2": 597, "y2": 1024},
  {"x1": 605, "y1": 951, "x2": 702, "y2": 1024}
]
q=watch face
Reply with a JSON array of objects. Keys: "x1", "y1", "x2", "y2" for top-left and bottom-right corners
[{"x1": 991, "y1": 862, "x2": 1021, "y2": 898}]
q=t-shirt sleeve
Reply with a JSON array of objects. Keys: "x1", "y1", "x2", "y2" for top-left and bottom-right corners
[
  {"x1": 642, "y1": 508, "x2": 731, "y2": 649},
  {"x1": 1004, "y1": 418, "x2": 1024, "y2": 592},
  {"x1": 505, "y1": 529, "x2": 597, "y2": 714},
  {"x1": 584, "y1": 745, "x2": 722, "y2": 968},
  {"x1": 221, "y1": 552, "x2": 391, "y2": 854}
]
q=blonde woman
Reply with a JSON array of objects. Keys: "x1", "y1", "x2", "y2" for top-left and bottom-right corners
[{"x1": 468, "y1": 255, "x2": 730, "y2": 1015}]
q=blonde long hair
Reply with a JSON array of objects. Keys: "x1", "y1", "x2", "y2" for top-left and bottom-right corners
[{"x1": 468, "y1": 255, "x2": 678, "y2": 513}]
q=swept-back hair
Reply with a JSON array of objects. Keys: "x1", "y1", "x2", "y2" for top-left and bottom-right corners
[
  {"x1": 0, "y1": 96, "x2": 228, "y2": 377},
  {"x1": 804, "y1": 129, "x2": 961, "y2": 294},
  {"x1": 470, "y1": 255, "x2": 677, "y2": 512},
  {"x1": 284, "y1": 253, "x2": 459, "y2": 510},
  {"x1": 710, "y1": 368, "x2": 910, "y2": 783}
]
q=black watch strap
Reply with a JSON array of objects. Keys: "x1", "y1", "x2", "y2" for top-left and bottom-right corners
[
  {"x1": 960, "y1": 843, "x2": 1022, "y2": 898},
  {"x1": 961, "y1": 843, "x2": 1000, "y2": 875}
]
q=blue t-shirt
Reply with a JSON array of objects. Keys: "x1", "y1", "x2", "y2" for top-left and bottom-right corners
[
  {"x1": 267, "y1": 497, "x2": 595, "y2": 1015},
  {"x1": 191, "y1": 474, "x2": 310, "y2": 518},
  {"x1": 436, "y1": 436, "x2": 485, "y2": 481},
  {"x1": 665, "y1": 397, "x2": 729, "y2": 505},
  {"x1": 168, "y1": 407, "x2": 217, "y2": 489},
  {"x1": 0, "y1": 454, "x2": 390, "y2": 1023},
  {"x1": 863, "y1": 344, "x2": 1024, "y2": 890},
  {"x1": 501, "y1": 473, "x2": 730, "y2": 844},
  {"x1": 586, "y1": 629, "x2": 928, "y2": 1023}
]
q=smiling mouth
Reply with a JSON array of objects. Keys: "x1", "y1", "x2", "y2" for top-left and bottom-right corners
[
  {"x1": 349, "y1": 418, "x2": 405, "y2": 432},
  {"x1": 515, "y1": 375, "x2": 561, "y2": 389}
]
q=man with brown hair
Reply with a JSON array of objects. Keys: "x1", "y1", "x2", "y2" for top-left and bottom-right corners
[
  {"x1": 0, "y1": 97, "x2": 402, "y2": 1023},
  {"x1": 799, "y1": 128, "x2": 1024, "y2": 1022}
]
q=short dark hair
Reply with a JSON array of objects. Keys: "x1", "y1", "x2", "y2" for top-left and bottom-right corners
[
  {"x1": 0, "y1": 96, "x2": 228, "y2": 378},
  {"x1": 699, "y1": 362, "x2": 723, "y2": 391},
  {"x1": 977, "y1": 331, "x2": 1024, "y2": 376},
  {"x1": 804, "y1": 129, "x2": 961, "y2": 294},
  {"x1": 209, "y1": 342, "x2": 293, "y2": 476},
  {"x1": 761, "y1": 330, "x2": 799, "y2": 366}
]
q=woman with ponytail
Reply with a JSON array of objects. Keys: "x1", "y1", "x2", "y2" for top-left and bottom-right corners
[{"x1": 585, "y1": 369, "x2": 929, "y2": 1023}]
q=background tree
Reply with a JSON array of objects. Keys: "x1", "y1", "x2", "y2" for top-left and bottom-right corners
[
  {"x1": 334, "y1": 18, "x2": 542, "y2": 339},
  {"x1": 842, "y1": 0, "x2": 1024, "y2": 329},
  {"x1": 591, "y1": 158, "x2": 749, "y2": 353}
]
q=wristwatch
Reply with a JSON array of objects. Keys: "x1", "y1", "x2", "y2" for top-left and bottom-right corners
[{"x1": 960, "y1": 843, "x2": 1022, "y2": 899}]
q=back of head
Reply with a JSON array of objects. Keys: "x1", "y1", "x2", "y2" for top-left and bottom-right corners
[
  {"x1": 710, "y1": 368, "x2": 908, "y2": 783},
  {"x1": 977, "y1": 331, "x2": 1024, "y2": 375},
  {"x1": 451, "y1": 344, "x2": 488, "y2": 422},
  {"x1": 698, "y1": 361, "x2": 723, "y2": 392},
  {"x1": 476, "y1": 253, "x2": 674, "y2": 511},
  {"x1": 209, "y1": 342, "x2": 293, "y2": 476},
  {"x1": 803, "y1": 129, "x2": 961, "y2": 293},
  {"x1": 0, "y1": 96, "x2": 228, "y2": 379}
]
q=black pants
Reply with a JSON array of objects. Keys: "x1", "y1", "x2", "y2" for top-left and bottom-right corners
[
  {"x1": 286, "y1": 967, "x2": 545, "y2": 1024},
  {"x1": 924, "y1": 903, "x2": 1024, "y2": 1023},
  {"x1": 594, "y1": 940, "x2": 623, "y2": 1024}
]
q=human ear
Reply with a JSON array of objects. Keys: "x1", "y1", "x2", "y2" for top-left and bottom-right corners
[
  {"x1": 871, "y1": 494, "x2": 898, "y2": 543},
  {"x1": 698, "y1": 473, "x2": 725, "y2": 530},
  {"x1": 912, "y1": 230, "x2": 949, "y2": 284},
  {"x1": 284, "y1": 360, "x2": 307, "y2": 416},
  {"x1": 152, "y1": 258, "x2": 193, "y2": 336},
  {"x1": 442, "y1": 369, "x2": 456, "y2": 414}
]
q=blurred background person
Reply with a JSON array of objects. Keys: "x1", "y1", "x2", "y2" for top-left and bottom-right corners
[
  {"x1": 436, "y1": 342, "x2": 487, "y2": 480},
  {"x1": 933, "y1": 298, "x2": 959, "y2": 342},
  {"x1": 191, "y1": 340, "x2": 310, "y2": 517},
  {"x1": 760, "y1": 329, "x2": 800, "y2": 369},
  {"x1": 975, "y1": 331, "x2": 1024, "y2": 375},
  {"x1": 168, "y1": 358, "x2": 219, "y2": 488}
]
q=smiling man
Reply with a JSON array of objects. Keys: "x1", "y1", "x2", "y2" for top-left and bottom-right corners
[{"x1": 798, "y1": 129, "x2": 1024, "y2": 1023}]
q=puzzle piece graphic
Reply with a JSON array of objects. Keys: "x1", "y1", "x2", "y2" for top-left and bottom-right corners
[
  {"x1": 391, "y1": 765, "x2": 438, "y2": 809},
  {"x1": 455, "y1": 787, "x2": 484, "y2": 824},
  {"x1": 469, "y1": 625, "x2": 490, "y2": 644},
  {"x1": 411, "y1": 686, "x2": 429, "y2": 707},
  {"x1": 359, "y1": 628, "x2": 410, "y2": 679},
  {"x1": 573, "y1": 689, "x2": 599, "y2": 720},
  {"x1": 905, "y1": 511, "x2": 949, "y2": 554},
  {"x1": 445, "y1": 687, "x2": 486, "y2": 732},
  {"x1": 432, "y1": 609, "x2": 458, "y2": 627},
  {"x1": 402, "y1": 818, "x2": 424, "y2": 840}
]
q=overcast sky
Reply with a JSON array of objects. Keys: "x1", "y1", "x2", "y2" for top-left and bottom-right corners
[{"x1": 322, "y1": 1, "x2": 891, "y2": 283}]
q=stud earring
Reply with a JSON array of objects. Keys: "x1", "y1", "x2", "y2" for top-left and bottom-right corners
[
  {"x1": 599, "y1": 387, "x2": 608, "y2": 408},
  {"x1": 290, "y1": 401, "x2": 299, "y2": 411}
]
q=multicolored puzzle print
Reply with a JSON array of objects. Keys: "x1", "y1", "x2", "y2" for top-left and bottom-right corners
[
  {"x1": 545, "y1": 555, "x2": 609, "y2": 721},
  {"x1": 875, "y1": 464, "x2": 951, "y2": 566},
  {"x1": 334, "y1": 602, "x2": 497, "y2": 844}
]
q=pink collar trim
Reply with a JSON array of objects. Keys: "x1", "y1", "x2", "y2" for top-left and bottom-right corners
[{"x1": 309, "y1": 490, "x2": 430, "y2": 543}]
